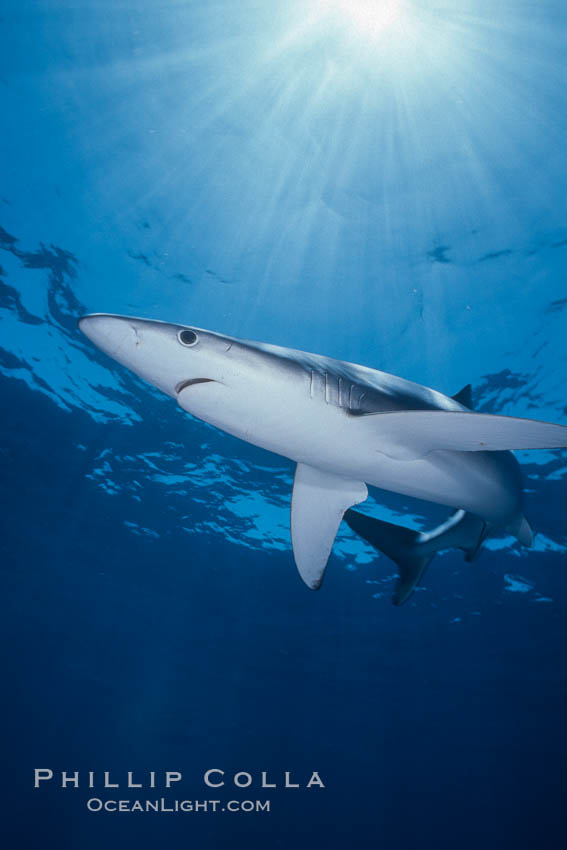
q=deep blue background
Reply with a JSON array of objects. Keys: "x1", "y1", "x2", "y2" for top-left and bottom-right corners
[{"x1": 1, "y1": 2, "x2": 566, "y2": 848}]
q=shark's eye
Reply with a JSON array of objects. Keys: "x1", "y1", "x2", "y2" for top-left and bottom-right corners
[{"x1": 178, "y1": 329, "x2": 198, "y2": 347}]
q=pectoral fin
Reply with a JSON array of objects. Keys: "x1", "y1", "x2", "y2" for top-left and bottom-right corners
[
  {"x1": 291, "y1": 464, "x2": 367, "y2": 590},
  {"x1": 357, "y1": 410, "x2": 567, "y2": 461}
]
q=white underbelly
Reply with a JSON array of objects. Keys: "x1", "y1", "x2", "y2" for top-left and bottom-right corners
[{"x1": 179, "y1": 381, "x2": 522, "y2": 523}]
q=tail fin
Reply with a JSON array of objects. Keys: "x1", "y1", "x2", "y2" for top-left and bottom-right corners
[
  {"x1": 344, "y1": 511, "x2": 433, "y2": 605},
  {"x1": 344, "y1": 509, "x2": 487, "y2": 606}
]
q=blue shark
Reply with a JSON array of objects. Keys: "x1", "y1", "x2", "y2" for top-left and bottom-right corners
[{"x1": 79, "y1": 314, "x2": 567, "y2": 604}]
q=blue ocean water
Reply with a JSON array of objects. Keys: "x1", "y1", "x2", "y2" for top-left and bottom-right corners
[{"x1": 1, "y1": 1, "x2": 566, "y2": 847}]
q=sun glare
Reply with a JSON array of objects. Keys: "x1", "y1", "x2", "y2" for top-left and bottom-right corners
[{"x1": 315, "y1": 0, "x2": 405, "y2": 39}]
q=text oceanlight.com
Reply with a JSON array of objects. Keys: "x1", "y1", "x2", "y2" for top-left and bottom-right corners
[
  {"x1": 33, "y1": 769, "x2": 325, "y2": 813},
  {"x1": 86, "y1": 798, "x2": 270, "y2": 813}
]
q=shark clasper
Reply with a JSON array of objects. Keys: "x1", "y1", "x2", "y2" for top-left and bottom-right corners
[{"x1": 79, "y1": 314, "x2": 567, "y2": 605}]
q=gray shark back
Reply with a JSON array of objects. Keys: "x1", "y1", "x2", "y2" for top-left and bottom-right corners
[{"x1": 240, "y1": 337, "x2": 463, "y2": 416}]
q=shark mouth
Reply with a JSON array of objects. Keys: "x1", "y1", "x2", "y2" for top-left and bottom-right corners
[{"x1": 175, "y1": 378, "x2": 216, "y2": 394}]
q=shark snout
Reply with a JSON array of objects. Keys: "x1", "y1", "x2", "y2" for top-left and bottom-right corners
[
  {"x1": 78, "y1": 314, "x2": 140, "y2": 359},
  {"x1": 78, "y1": 312, "x2": 210, "y2": 398}
]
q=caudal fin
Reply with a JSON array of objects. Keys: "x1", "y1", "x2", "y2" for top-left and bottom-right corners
[
  {"x1": 344, "y1": 509, "x2": 488, "y2": 606},
  {"x1": 344, "y1": 511, "x2": 434, "y2": 605}
]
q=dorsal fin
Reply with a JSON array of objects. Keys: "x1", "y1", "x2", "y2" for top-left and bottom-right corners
[
  {"x1": 291, "y1": 464, "x2": 367, "y2": 590},
  {"x1": 452, "y1": 384, "x2": 473, "y2": 409}
]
